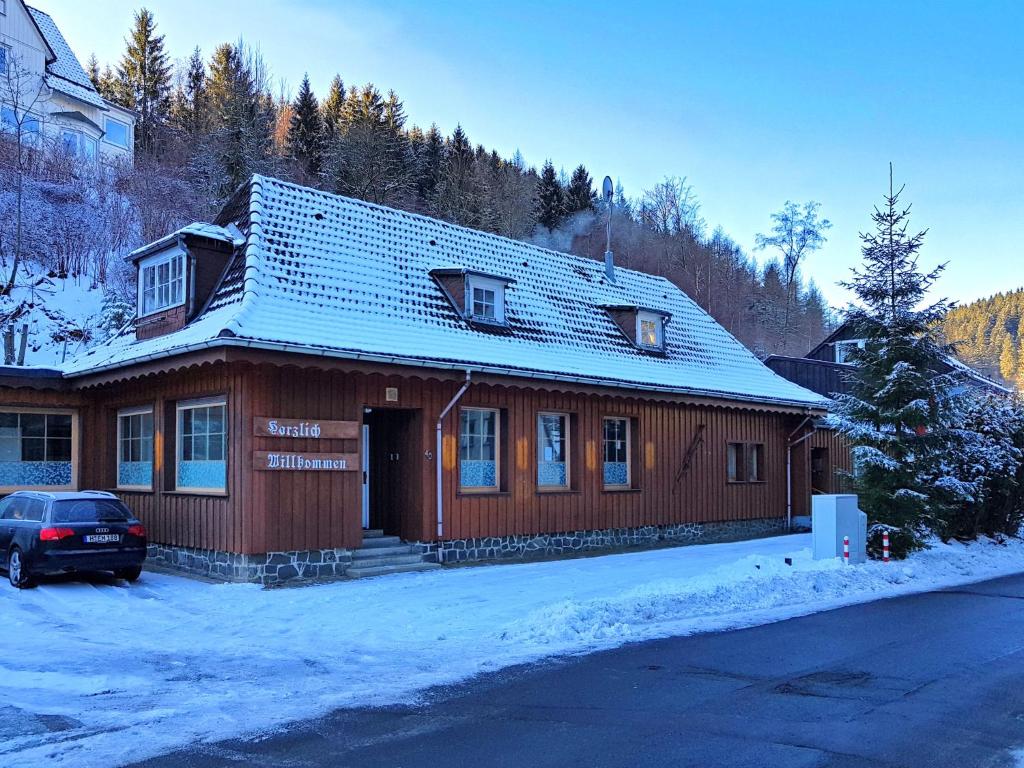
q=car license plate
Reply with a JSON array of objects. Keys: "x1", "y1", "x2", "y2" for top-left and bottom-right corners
[{"x1": 84, "y1": 534, "x2": 120, "y2": 544}]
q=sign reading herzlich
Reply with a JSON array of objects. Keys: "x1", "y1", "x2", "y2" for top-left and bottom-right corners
[
  {"x1": 254, "y1": 451, "x2": 359, "y2": 471},
  {"x1": 254, "y1": 417, "x2": 360, "y2": 440}
]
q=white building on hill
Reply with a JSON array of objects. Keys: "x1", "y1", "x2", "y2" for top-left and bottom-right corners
[{"x1": 0, "y1": 0, "x2": 135, "y2": 162}]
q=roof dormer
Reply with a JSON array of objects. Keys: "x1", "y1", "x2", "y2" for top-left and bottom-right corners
[
  {"x1": 130, "y1": 223, "x2": 242, "y2": 341},
  {"x1": 431, "y1": 268, "x2": 514, "y2": 328},
  {"x1": 602, "y1": 305, "x2": 671, "y2": 353}
]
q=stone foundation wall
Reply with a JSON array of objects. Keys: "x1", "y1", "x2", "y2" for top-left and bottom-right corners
[
  {"x1": 146, "y1": 543, "x2": 353, "y2": 585},
  {"x1": 414, "y1": 517, "x2": 787, "y2": 564}
]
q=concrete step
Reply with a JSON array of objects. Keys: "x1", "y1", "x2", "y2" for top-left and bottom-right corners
[
  {"x1": 362, "y1": 529, "x2": 385, "y2": 538},
  {"x1": 348, "y1": 552, "x2": 430, "y2": 569},
  {"x1": 347, "y1": 561, "x2": 443, "y2": 579},
  {"x1": 352, "y1": 544, "x2": 418, "y2": 560},
  {"x1": 357, "y1": 535, "x2": 403, "y2": 549}
]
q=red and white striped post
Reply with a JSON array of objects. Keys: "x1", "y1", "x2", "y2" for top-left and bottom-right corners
[
  {"x1": 883, "y1": 531, "x2": 890, "y2": 563},
  {"x1": 843, "y1": 535, "x2": 850, "y2": 565}
]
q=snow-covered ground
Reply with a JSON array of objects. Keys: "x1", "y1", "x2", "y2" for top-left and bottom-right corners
[
  {"x1": 0, "y1": 266, "x2": 107, "y2": 366},
  {"x1": 2, "y1": 533, "x2": 1023, "y2": 768}
]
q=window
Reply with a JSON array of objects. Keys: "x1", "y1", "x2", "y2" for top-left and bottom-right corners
[
  {"x1": 727, "y1": 442, "x2": 765, "y2": 483},
  {"x1": 83, "y1": 136, "x2": 98, "y2": 161},
  {"x1": 0, "y1": 44, "x2": 7, "y2": 74},
  {"x1": 459, "y1": 408, "x2": 499, "y2": 491},
  {"x1": 466, "y1": 275, "x2": 506, "y2": 324},
  {"x1": 138, "y1": 249, "x2": 185, "y2": 317},
  {"x1": 0, "y1": 497, "x2": 45, "y2": 522},
  {"x1": 636, "y1": 310, "x2": 665, "y2": 350},
  {"x1": 472, "y1": 286, "x2": 496, "y2": 320},
  {"x1": 0, "y1": 1, "x2": 7, "y2": 16},
  {"x1": 537, "y1": 412, "x2": 569, "y2": 488},
  {"x1": 177, "y1": 399, "x2": 227, "y2": 492},
  {"x1": 1, "y1": 106, "x2": 40, "y2": 140},
  {"x1": 602, "y1": 417, "x2": 631, "y2": 488},
  {"x1": 834, "y1": 339, "x2": 865, "y2": 364},
  {"x1": 0, "y1": 411, "x2": 75, "y2": 490},
  {"x1": 104, "y1": 116, "x2": 130, "y2": 148},
  {"x1": 118, "y1": 408, "x2": 154, "y2": 489}
]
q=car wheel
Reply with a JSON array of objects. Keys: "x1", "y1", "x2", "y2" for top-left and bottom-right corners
[
  {"x1": 115, "y1": 566, "x2": 143, "y2": 583},
  {"x1": 8, "y1": 548, "x2": 34, "y2": 589}
]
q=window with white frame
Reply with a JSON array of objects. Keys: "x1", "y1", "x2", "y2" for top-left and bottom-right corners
[
  {"x1": 0, "y1": 1, "x2": 7, "y2": 16},
  {"x1": 636, "y1": 311, "x2": 664, "y2": 350},
  {"x1": 138, "y1": 249, "x2": 185, "y2": 317},
  {"x1": 177, "y1": 399, "x2": 227, "y2": 492},
  {"x1": 0, "y1": 410, "x2": 75, "y2": 490},
  {"x1": 104, "y1": 116, "x2": 130, "y2": 148},
  {"x1": 459, "y1": 408, "x2": 499, "y2": 490},
  {"x1": 466, "y1": 275, "x2": 506, "y2": 324},
  {"x1": 834, "y1": 339, "x2": 865, "y2": 364},
  {"x1": 0, "y1": 44, "x2": 8, "y2": 73},
  {"x1": 602, "y1": 417, "x2": 631, "y2": 488},
  {"x1": 537, "y1": 412, "x2": 569, "y2": 488},
  {"x1": 117, "y1": 407, "x2": 154, "y2": 488}
]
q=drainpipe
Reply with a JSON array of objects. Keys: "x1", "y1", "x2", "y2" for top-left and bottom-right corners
[
  {"x1": 786, "y1": 416, "x2": 817, "y2": 530},
  {"x1": 436, "y1": 370, "x2": 473, "y2": 558}
]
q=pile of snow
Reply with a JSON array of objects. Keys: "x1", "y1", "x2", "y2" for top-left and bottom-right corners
[{"x1": 2, "y1": 533, "x2": 1023, "y2": 768}]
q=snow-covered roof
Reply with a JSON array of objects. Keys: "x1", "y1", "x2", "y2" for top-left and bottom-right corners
[
  {"x1": 63, "y1": 176, "x2": 827, "y2": 409},
  {"x1": 27, "y1": 6, "x2": 108, "y2": 110},
  {"x1": 129, "y1": 222, "x2": 245, "y2": 262}
]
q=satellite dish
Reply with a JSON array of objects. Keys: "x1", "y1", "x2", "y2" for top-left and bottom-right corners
[{"x1": 602, "y1": 176, "x2": 614, "y2": 201}]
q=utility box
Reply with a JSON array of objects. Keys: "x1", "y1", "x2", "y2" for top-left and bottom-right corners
[{"x1": 812, "y1": 494, "x2": 867, "y2": 563}]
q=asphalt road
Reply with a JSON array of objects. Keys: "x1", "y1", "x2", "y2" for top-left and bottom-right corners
[{"x1": 134, "y1": 573, "x2": 1024, "y2": 768}]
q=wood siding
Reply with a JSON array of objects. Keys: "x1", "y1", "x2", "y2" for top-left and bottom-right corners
[{"x1": 1, "y1": 358, "x2": 824, "y2": 554}]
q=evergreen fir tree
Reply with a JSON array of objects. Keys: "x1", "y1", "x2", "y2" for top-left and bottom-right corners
[
  {"x1": 86, "y1": 54, "x2": 102, "y2": 91},
  {"x1": 170, "y1": 47, "x2": 207, "y2": 138},
  {"x1": 286, "y1": 74, "x2": 323, "y2": 178},
  {"x1": 828, "y1": 168, "x2": 956, "y2": 550},
  {"x1": 432, "y1": 125, "x2": 479, "y2": 226},
  {"x1": 536, "y1": 160, "x2": 565, "y2": 231},
  {"x1": 115, "y1": 8, "x2": 172, "y2": 156},
  {"x1": 564, "y1": 164, "x2": 595, "y2": 214},
  {"x1": 321, "y1": 74, "x2": 345, "y2": 147},
  {"x1": 999, "y1": 336, "x2": 1019, "y2": 383}
]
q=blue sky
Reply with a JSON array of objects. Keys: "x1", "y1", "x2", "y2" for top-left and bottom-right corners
[{"x1": 42, "y1": 0, "x2": 1024, "y2": 308}]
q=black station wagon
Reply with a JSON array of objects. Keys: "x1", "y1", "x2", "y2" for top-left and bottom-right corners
[{"x1": 0, "y1": 491, "x2": 147, "y2": 588}]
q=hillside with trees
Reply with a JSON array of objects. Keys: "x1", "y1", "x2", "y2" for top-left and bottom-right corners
[
  {"x1": 939, "y1": 289, "x2": 1024, "y2": 388},
  {"x1": 2, "y1": 7, "x2": 834, "y2": 363}
]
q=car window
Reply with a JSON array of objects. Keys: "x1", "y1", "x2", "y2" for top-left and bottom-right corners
[
  {"x1": 1, "y1": 497, "x2": 34, "y2": 521},
  {"x1": 52, "y1": 499, "x2": 132, "y2": 524},
  {"x1": 0, "y1": 498, "x2": 13, "y2": 520},
  {"x1": 24, "y1": 499, "x2": 45, "y2": 522}
]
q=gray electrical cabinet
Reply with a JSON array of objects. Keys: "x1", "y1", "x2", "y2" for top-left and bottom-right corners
[{"x1": 812, "y1": 494, "x2": 868, "y2": 563}]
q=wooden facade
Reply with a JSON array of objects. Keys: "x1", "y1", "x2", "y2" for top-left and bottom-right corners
[{"x1": 0, "y1": 350, "x2": 829, "y2": 555}]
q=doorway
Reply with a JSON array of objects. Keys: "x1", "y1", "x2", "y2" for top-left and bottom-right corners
[
  {"x1": 362, "y1": 408, "x2": 422, "y2": 539},
  {"x1": 811, "y1": 447, "x2": 830, "y2": 494}
]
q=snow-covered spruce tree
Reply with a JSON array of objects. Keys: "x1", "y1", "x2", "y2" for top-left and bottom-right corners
[{"x1": 828, "y1": 168, "x2": 956, "y2": 554}]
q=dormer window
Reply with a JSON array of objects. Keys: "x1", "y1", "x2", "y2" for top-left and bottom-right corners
[
  {"x1": 138, "y1": 249, "x2": 185, "y2": 317},
  {"x1": 431, "y1": 268, "x2": 513, "y2": 328},
  {"x1": 637, "y1": 312, "x2": 664, "y2": 349},
  {"x1": 467, "y1": 276, "x2": 505, "y2": 324},
  {"x1": 603, "y1": 305, "x2": 670, "y2": 352}
]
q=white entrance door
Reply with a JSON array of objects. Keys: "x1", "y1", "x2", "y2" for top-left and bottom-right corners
[{"x1": 361, "y1": 423, "x2": 370, "y2": 529}]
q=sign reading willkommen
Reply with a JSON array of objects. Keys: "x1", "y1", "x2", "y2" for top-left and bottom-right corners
[
  {"x1": 254, "y1": 417, "x2": 359, "y2": 439},
  {"x1": 254, "y1": 451, "x2": 359, "y2": 471}
]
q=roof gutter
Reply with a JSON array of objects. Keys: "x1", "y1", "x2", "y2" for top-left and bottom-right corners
[{"x1": 62, "y1": 336, "x2": 828, "y2": 412}]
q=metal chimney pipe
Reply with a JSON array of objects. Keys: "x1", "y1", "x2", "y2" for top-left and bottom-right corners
[{"x1": 603, "y1": 175, "x2": 615, "y2": 283}]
